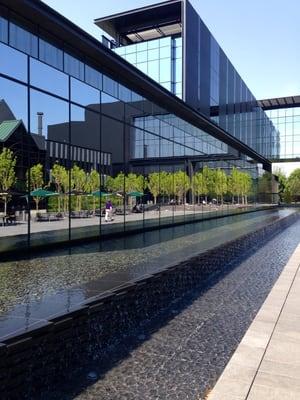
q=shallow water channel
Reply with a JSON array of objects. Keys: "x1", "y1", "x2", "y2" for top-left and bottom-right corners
[
  {"x1": 0, "y1": 208, "x2": 292, "y2": 318},
  {"x1": 32, "y1": 210, "x2": 300, "y2": 400}
]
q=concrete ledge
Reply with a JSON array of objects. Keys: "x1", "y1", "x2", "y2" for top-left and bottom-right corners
[{"x1": 208, "y1": 243, "x2": 300, "y2": 400}]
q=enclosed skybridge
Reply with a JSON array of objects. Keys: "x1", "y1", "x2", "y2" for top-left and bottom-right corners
[
  {"x1": 258, "y1": 95, "x2": 300, "y2": 111},
  {"x1": 258, "y1": 95, "x2": 300, "y2": 162}
]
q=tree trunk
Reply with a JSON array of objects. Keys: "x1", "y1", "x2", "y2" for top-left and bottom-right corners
[{"x1": 4, "y1": 196, "x2": 7, "y2": 215}]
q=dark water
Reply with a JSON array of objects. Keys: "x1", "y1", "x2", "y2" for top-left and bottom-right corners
[
  {"x1": 0, "y1": 209, "x2": 292, "y2": 318},
  {"x1": 43, "y1": 216, "x2": 300, "y2": 400}
]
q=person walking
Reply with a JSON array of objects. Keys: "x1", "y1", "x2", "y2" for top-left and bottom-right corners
[{"x1": 105, "y1": 200, "x2": 113, "y2": 222}]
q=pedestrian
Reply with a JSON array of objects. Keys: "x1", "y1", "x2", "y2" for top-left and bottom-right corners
[{"x1": 105, "y1": 199, "x2": 113, "y2": 222}]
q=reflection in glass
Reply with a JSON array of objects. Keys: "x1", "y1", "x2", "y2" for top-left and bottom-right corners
[
  {"x1": 64, "y1": 52, "x2": 84, "y2": 81},
  {"x1": 71, "y1": 78, "x2": 100, "y2": 110},
  {"x1": 0, "y1": 16, "x2": 8, "y2": 43},
  {"x1": 39, "y1": 38, "x2": 63, "y2": 70},
  {"x1": 85, "y1": 65, "x2": 102, "y2": 90},
  {"x1": 30, "y1": 89, "x2": 69, "y2": 140},
  {"x1": 0, "y1": 76, "x2": 28, "y2": 128},
  {"x1": 101, "y1": 92, "x2": 124, "y2": 121},
  {"x1": 0, "y1": 42, "x2": 27, "y2": 82},
  {"x1": 9, "y1": 22, "x2": 38, "y2": 57},
  {"x1": 30, "y1": 58, "x2": 68, "y2": 98}
]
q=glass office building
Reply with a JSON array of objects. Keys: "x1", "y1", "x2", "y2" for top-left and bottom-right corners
[
  {"x1": 0, "y1": 0, "x2": 274, "y2": 255},
  {"x1": 97, "y1": 0, "x2": 279, "y2": 160}
]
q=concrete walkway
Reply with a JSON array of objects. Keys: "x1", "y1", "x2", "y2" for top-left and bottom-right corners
[{"x1": 208, "y1": 243, "x2": 300, "y2": 400}]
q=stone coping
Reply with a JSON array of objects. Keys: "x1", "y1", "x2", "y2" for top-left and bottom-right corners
[{"x1": 208, "y1": 243, "x2": 300, "y2": 400}]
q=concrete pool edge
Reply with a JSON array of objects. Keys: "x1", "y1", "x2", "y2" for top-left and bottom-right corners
[
  {"x1": 0, "y1": 211, "x2": 299, "y2": 398},
  {"x1": 207, "y1": 242, "x2": 300, "y2": 400}
]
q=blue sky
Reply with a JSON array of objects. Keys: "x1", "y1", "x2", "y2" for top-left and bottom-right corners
[{"x1": 43, "y1": 0, "x2": 300, "y2": 101}]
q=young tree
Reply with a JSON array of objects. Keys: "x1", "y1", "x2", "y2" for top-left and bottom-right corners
[
  {"x1": 202, "y1": 166, "x2": 213, "y2": 204},
  {"x1": 240, "y1": 172, "x2": 252, "y2": 205},
  {"x1": 287, "y1": 168, "x2": 300, "y2": 202},
  {"x1": 106, "y1": 172, "x2": 125, "y2": 193},
  {"x1": 273, "y1": 168, "x2": 287, "y2": 202},
  {"x1": 71, "y1": 164, "x2": 86, "y2": 211},
  {"x1": 51, "y1": 163, "x2": 68, "y2": 212},
  {"x1": 173, "y1": 170, "x2": 190, "y2": 204},
  {"x1": 0, "y1": 147, "x2": 17, "y2": 215},
  {"x1": 160, "y1": 171, "x2": 173, "y2": 203},
  {"x1": 26, "y1": 163, "x2": 44, "y2": 210},
  {"x1": 86, "y1": 169, "x2": 100, "y2": 212},
  {"x1": 213, "y1": 168, "x2": 227, "y2": 205},
  {"x1": 148, "y1": 172, "x2": 160, "y2": 204},
  {"x1": 192, "y1": 171, "x2": 207, "y2": 205},
  {"x1": 125, "y1": 173, "x2": 144, "y2": 193},
  {"x1": 228, "y1": 167, "x2": 241, "y2": 204}
]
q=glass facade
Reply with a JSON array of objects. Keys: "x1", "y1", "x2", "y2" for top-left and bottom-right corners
[
  {"x1": 111, "y1": 1, "x2": 280, "y2": 161},
  {"x1": 115, "y1": 36, "x2": 182, "y2": 98},
  {"x1": 0, "y1": 5, "x2": 274, "y2": 254},
  {"x1": 266, "y1": 108, "x2": 300, "y2": 159}
]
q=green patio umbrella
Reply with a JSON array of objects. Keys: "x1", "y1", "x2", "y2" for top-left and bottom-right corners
[
  {"x1": 30, "y1": 189, "x2": 59, "y2": 197},
  {"x1": 29, "y1": 189, "x2": 59, "y2": 211},
  {"x1": 127, "y1": 191, "x2": 144, "y2": 197},
  {"x1": 91, "y1": 190, "x2": 110, "y2": 197}
]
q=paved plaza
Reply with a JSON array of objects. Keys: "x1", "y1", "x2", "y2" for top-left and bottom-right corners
[{"x1": 209, "y1": 243, "x2": 300, "y2": 400}]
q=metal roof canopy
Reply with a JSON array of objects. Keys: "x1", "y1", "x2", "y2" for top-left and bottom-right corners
[
  {"x1": 94, "y1": 0, "x2": 182, "y2": 44},
  {"x1": 258, "y1": 95, "x2": 300, "y2": 110}
]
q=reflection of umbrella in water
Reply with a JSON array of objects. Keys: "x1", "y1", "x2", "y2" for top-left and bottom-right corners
[
  {"x1": 127, "y1": 191, "x2": 144, "y2": 197},
  {"x1": 91, "y1": 190, "x2": 110, "y2": 197}
]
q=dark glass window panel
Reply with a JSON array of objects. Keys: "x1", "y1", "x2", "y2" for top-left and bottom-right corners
[
  {"x1": 39, "y1": 39, "x2": 63, "y2": 70},
  {"x1": 131, "y1": 128, "x2": 144, "y2": 159},
  {"x1": 102, "y1": 75, "x2": 118, "y2": 98},
  {"x1": 30, "y1": 58, "x2": 68, "y2": 98},
  {"x1": 0, "y1": 16, "x2": 8, "y2": 43},
  {"x1": 85, "y1": 65, "x2": 102, "y2": 90},
  {"x1": 9, "y1": 22, "x2": 38, "y2": 57},
  {"x1": 0, "y1": 76, "x2": 28, "y2": 128},
  {"x1": 30, "y1": 89, "x2": 69, "y2": 141},
  {"x1": 71, "y1": 77, "x2": 100, "y2": 111},
  {"x1": 144, "y1": 132, "x2": 159, "y2": 158},
  {"x1": 101, "y1": 115, "x2": 124, "y2": 167},
  {"x1": 101, "y1": 92, "x2": 124, "y2": 121},
  {"x1": 64, "y1": 53, "x2": 84, "y2": 81},
  {"x1": 70, "y1": 105, "x2": 100, "y2": 163},
  {"x1": 0, "y1": 42, "x2": 27, "y2": 82},
  {"x1": 160, "y1": 138, "x2": 173, "y2": 157},
  {"x1": 119, "y1": 84, "x2": 132, "y2": 103}
]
